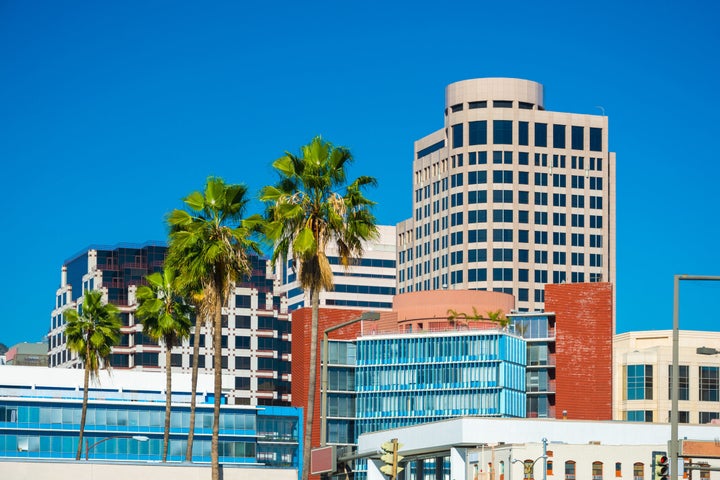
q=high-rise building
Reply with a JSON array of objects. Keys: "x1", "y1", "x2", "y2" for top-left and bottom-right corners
[
  {"x1": 278, "y1": 225, "x2": 397, "y2": 312},
  {"x1": 48, "y1": 244, "x2": 291, "y2": 406},
  {"x1": 396, "y1": 78, "x2": 616, "y2": 312}
]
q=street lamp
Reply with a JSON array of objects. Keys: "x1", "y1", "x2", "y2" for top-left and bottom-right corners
[
  {"x1": 85, "y1": 435, "x2": 149, "y2": 460},
  {"x1": 320, "y1": 311, "x2": 380, "y2": 447},
  {"x1": 671, "y1": 275, "x2": 720, "y2": 480},
  {"x1": 511, "y1": 438, "x2": 548, "y2": 480}
]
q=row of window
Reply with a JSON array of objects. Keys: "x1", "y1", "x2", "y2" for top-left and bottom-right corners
[
  {"x1": 626, "y1": 364, "x2": 720, "y2": 401},
  {"x1": 451, "y1": 121, "x2": 603, "y2": 151}
]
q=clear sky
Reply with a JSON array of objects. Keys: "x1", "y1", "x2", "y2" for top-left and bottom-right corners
[{"x1": 1, "y1": 0, "x2": 719, "y2": 347}]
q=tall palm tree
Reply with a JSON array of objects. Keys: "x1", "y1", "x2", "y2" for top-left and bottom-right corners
[
  {"x1": 65, "y1": 289, "x2": 121, "y2": 460},
  {"x1": 260, "y1": 136, "x2": 378, "y2": 480},
  {"x1": 135, "y1": 268, "x2": 193, "y2": 462},
  {"x1": 166, "y1": 176, "x2": 259, "y2": 480}
]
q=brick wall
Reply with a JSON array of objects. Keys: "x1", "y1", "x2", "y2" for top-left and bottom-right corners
[
  {"x1": 291, "y1": 307, "x2": 366, "y2": 452},
  {"x1": 546, "y1": 282, "x2": 614, "y2": 420}
]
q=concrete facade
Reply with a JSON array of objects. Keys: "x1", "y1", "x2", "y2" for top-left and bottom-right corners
[
  {"x1": 614, "y1": 329, "x2": 720, "y2": 424},
  {"x1": 396, "y1": 77, "x2": 616, "y2": 313},
  {"x1": 359, "y1": 417, "x2": 720, "y2": 480}
]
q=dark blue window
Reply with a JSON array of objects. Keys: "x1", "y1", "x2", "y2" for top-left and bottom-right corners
[
  {"x1": 519, "y1": 121, "x2": 529, "y2": 146},
  {"x1": 519, "y1": 250, "x2": 529, "y2": 262},
  {"x1": 452, "y1": 123, "x2": 464, "y2": 149},
  {"x1": 469, "y1": 101, "x2": 487, "y2": 109},
  {"x1": 519, "y1": 152, "x2": 529, "y2": 165},
  {"x1": 571, "y1": 126, "x2": 584, "y2": 150},
  {"x1": 493, "y1": 120, "x2": 513, "y2": 145},
  {"x1": 535, "y1": 123, "x2": 547, "y2": 147},
  {"x1": 553, "y1": 124, "x2": 566, "y2": 148},
  {"x1": 469, "y1": 121, "x2": 488, "y2": 145},
  {"x1": 518, "y1": 171, "x2": 529, "y2": 185},
  {"x1": 589, "y1": 128, "x2": 602, "y2": 152},
  {"x1": 417, "y1": 140, "x2": 445, "y2": 159},
  {"x1": 493, "y1": 100, "x2": 513, "y2": 108},
  {"x1": 518, "y1": 191, "x2": 529, "y2": 204}
]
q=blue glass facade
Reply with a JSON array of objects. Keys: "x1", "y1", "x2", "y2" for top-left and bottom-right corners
[
  {"x1": 353, "y1": 332, "x2": 526, "y2": 438},
  {"x1": 0, "y1": 370, "x2": 301, "y2": 471},
  {"x1": 0, "y1": 400, "x2": 300, "y2": 467}
]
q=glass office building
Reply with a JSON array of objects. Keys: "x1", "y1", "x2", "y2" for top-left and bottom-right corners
[
  {"x1": 0, "y1": 366, "x2": 301, "y2": 469},
  {"x1": 49, "y1": 244, "x2": 292, "y2": 406},
  {"x1": 324, "y1": 330, "x2": 526, "y2": 448}
]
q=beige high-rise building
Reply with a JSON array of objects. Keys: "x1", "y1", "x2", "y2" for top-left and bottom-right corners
[{"x1": 396, "y1": 78, "x2": 616, "y2": 312}]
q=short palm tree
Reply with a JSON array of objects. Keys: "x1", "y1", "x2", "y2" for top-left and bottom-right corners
[
  {"x1": 65, "y1": 289, "x2": 121, "y2": 460},
  {"x1": 166, "y1": 176, "x2": 259, "y2": 480},
  {"x1": 136, "y1": 268, "x2": 193, "y2": 462},
  {"x1": 261, "y1": 136, "x2": 378, "y2": 480}
]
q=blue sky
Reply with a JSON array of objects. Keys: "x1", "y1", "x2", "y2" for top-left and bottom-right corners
[{"x1": 1, "y1": 0, "x2": 719, "y2": 347}]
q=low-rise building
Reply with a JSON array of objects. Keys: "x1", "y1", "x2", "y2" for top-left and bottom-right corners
[{"x1": 0, "y1": 365, "x2": 301, "y2": 475}]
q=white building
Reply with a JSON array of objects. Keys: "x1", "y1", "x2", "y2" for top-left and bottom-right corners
[
  {"x1": 396, "y1": 78, "x2": 616, "y2": 312},
  {"x1": 358, "y1": 417, "x2": 720, "y2": 480},
  {"x1": 277, "y1": 225, "x2": 397, "y2": 311}
]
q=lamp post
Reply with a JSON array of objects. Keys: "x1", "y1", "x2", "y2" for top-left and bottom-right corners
[
  {"x1": 510, "y1": 440, "x2": 547, "y2": 480},
  {"x1": 671, "y1": 275, "x2": 720, "y2": 480},
  {"x1": 320, "y1": 311, "x2": 380, "y2": 447},
  {"x1": 85, "y1": 435, "x2": 149, "y2": 460}
]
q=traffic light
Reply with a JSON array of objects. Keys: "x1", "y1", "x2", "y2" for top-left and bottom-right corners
[
  {"x1": 653, "y1": 451, "x2": 669, "y2": 480},
  {"x1": 380, "y1": 438, "x2": 404, "y2": 479}
]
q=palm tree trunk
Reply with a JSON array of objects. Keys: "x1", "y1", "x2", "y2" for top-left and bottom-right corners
[
  {"x1": 185, "y1": 315, "x2": 202, "y2": 462},
  {"x1": 163, "y1": 341, "x2": 172, "y2": 462},
  {"x1": 76, "y1": 356, "x2": 90, "y2": 460},
  {"x1": 302, "y1": 287, "x2": 320, "y2": 480},
  {"x1": 211, "y1": 290, "x2": 223, "y2": 480}
]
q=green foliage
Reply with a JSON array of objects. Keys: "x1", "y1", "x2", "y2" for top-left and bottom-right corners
[
  {"x1": 65, "y1": 290, "x2": 121, "y2": 376},
  {"x1": 260, "y1": 136, "x2": 378, "y2": 480},
  {"x1": 136, "y1": 269, "x2": 192, "y2": 349},
  {"x1": 260, "y1": 136, "x2": 379, "y2": 291}
]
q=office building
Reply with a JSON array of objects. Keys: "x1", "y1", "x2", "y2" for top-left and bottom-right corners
[
  {"x1": 396, "y1": 78, "x2": 616, "y2": 312},
  {"x1": 4, "y1": 341, "x2": 47, "y2": 366},
  {"x1": 48, "y1": 244, "x2": 291, "y2": 406},
  {"x1": 0, "y1": 365, "x2": 301, "y2": 472},
  {"x1": 614, "y1": 329, "x2": 720, "y2": 424},
  {"x1": 278, "y1": 225, "x2": 397, "y2": 312}
]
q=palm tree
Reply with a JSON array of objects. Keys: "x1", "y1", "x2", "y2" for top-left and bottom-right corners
[
  {"x1": 166, "y1": 176, "x2": 259, "y2": 480},
  {"x1": 260, "y1": 136, "x2": 378, "y2": 480},
  {"x1": 135, "y1": 268, "x2": 193, "y2": 462},
  {"x1": 65, "y1": 289, "x2": 121, "y2": 460}
]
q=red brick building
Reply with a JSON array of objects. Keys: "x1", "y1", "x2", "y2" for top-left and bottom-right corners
[{"x1": 546, "y1": 282, "x2": 614, "y2": 420}]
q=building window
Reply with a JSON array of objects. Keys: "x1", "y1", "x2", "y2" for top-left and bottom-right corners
[
  {"x1": 626, "y1": 365, "x2": 653, "y2": 400},
  {"x1": 469, "y1": 121, "x2": 488, "y2": 145},
  {"x1": 626, "y1": 410, "x2": 653, "y2": 422},
  {"x1": 535, "y1": 123, "x2": 547, "y2": 147},
  {"x1": 571, "y1": 126, "x2": 584, "y2": 150},
  {"x1": 668, "y1": 410, "x2": 690, "y2": 423},
  {"x1": 553, "y1": 124, "x2": 566, "y2": 149},
  {"x1": 493, "y1": 100, "x2": 513, "y2": 108},
  {"x1": 633, "y1": 463, "x2": 643, "y2": 480},
  {"x1": 700, "y1": 411, "x2": 720, "y2": 424},
  {"x1": 519, "y1": 121, "x2": 529, "y2": 146},
  {"x1": 615, "y1": 462, "x2": 621, "y2": 478},
  {"x1": 592, "y1": 461, "x2": 603, "y2": 480},
  {"x1": 565, "y1": 461, "x2": 576, "y2": 480},
  {"x1": 493, "y1": 120, "x2": 513, "y2": 145},
  {"x1": 469, "y1": 100, "x2": 487, "y2": 109},
  {"x1": 590, "y1": 127, "x2": 602, "y2": 151},
  {"x1": 668, "y1": 365, "x2": 690, "y2": 400},
  {"x1": 452, "y1": 123, "x2": 464, "y2": 148},
  {"x1": 700, "y1": 366, "x2": 719, "y2": 401}
]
